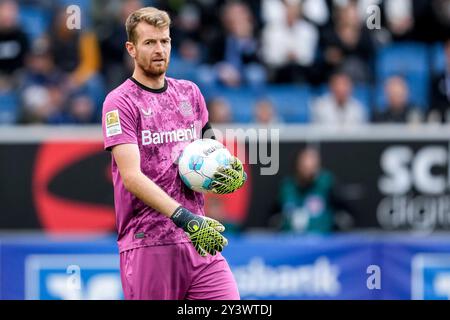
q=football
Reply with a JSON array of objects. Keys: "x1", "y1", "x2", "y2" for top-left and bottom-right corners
[{"x1": 178, "y1": 139, "x2": 233, "y2": 193}]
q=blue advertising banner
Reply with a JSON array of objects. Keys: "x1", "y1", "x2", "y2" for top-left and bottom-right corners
[
  {"x1": 380, "y1": 235, "x2": 450, "y2": 300},
  {"x1": 223, "y1": 234, "x2": 377, "y2": 300},
  {"x1": 0, "y1": 234, "x2": 120, "y2": 300},
  {"x1": 2, "y1": 233, "x2": 450, "y2": 300}
]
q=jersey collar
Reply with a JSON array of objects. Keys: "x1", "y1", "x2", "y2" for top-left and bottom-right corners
[{"x1": 129, "y1": 77, "x2": 168, "y2": 94}]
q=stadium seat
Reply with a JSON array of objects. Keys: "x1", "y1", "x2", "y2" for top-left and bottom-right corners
[
  {"x1": 352, "y1": 84, "x2": 373, "y2": 112},
  {"x1": 430, "y1": 42, "x2": 446, "y2": 75},
  {"x1": 264, "y1": 85, "x2": 312, "y2": 123},
  {"x1": 375, "y1": 42, "x2": 429, "y2": 110},
  {"x1": 166, "y1": 54, "x2": 199, "y2": 83},
  {"x1": 0, "y1": 92, "x2": 19, "y2": 124},
  {"x1": 19, "y1": 6, "x2": 51, "y2": 41},
  {"x1": 205, "y1": 86, "x2": 258, "y2": 123},
  {"x1": 206, "y1": 85, "x2": 312, "y2": 123}
]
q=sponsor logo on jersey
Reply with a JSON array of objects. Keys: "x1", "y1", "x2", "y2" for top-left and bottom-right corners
[
  {"x1": 141, "y1": 107, "x2": 152, "y2": 117},
  {"x1": 105, "y1": 110, "x2": 122, "y2": 137},
  {"x1": 141, "y1": 124, "x2": 197, "y2": 145}
]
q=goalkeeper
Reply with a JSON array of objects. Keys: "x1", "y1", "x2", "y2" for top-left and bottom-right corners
[{"x1": 102, "y1": 7, "x2": 245, "y2": 300}]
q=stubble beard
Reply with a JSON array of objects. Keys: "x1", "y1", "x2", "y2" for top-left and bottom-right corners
[{"x1": 137, "y1": 55, "x2": 170, "y2": 79}]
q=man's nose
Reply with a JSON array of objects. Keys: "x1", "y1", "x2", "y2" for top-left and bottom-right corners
[{"x1": 154, "y1": 41, "x2": 163, "y2": 53}]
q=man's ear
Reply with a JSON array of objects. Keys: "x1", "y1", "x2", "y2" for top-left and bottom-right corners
[{"x1": 125, "y1": 42, "x2": 136, "y2": 58}]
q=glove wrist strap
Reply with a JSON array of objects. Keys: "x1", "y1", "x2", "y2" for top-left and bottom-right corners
[{"x1": 170, "y1": 206, "x2": 191, "y2": 228}]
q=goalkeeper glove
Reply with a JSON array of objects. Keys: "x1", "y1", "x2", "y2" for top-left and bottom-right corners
[
  {"x1": 171, "y1": 206, "x2": 228, "y2": 257},
  {"x1": 210, "y1": 156, "x2": 247, "y2": 195}
]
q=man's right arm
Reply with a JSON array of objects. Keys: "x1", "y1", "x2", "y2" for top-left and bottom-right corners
[
  {"x1": 111, "y1": 143, "x2": 180, "y2": 218},
  {"x1": 111, "y1": 143, "x2": 228, "y2": 256}
]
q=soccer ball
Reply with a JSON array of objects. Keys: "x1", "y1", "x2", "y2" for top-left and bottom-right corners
[{"x1": 178, "y1": 139, "x2": 232, "y2": 193}]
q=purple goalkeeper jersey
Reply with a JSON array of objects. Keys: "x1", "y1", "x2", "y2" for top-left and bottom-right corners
[{"x1": 102, "y1": 77, "x2": 208, "y2": 253}]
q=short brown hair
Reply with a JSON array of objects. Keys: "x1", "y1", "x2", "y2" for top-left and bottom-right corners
[{"x1": 125, "y1": 7, "x2": 171, "y2": 44}]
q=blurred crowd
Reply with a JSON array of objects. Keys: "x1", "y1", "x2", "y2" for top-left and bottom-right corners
[
  {"x1": 268, "y1": 146, "x2": 356, "y2": 234},
  {"x1": 0, "y1": 0, "x2": 449, "y2": 125}
]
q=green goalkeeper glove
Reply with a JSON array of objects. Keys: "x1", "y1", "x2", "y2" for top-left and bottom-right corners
[
  {"x1": 210, "y1": 156, "x2": 247, "y2": 195},
  {"x1": 170, "y1": 206, "x2": 228, "y2": 257}
]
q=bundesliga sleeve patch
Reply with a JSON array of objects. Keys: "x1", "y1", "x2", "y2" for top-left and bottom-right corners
[{"x1": 105, "y1": 110, "x2": 122, "y2": 137}]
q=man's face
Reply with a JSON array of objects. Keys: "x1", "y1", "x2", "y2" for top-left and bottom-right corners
[
  {"x1": 296, "y1": 149, "x2": 320, "y2": 184},
  {"x1": 331, "y1": 74, "x2": 352, "y2": 105},
  {"x1": 129, "y1": 22, "x2": 171, "y2": 78},
  {"x1": 386, "y1": 77, "x2": 408, "y2": 110}
]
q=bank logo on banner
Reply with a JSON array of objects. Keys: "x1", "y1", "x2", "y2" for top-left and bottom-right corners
[
  {"x1": 25, "y1": 254, "x2": 122, "y2": 300},
  {"x1": 412, "y1": 253, "x2": 450, "y2": 300},
  {"x1": 231, "y1": 257, "x2": 341, "y2": 299}
]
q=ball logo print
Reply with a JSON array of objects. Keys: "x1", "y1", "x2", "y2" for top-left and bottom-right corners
[
  {"x1": 188, "y1": 155, "x2": 204, "y2": 171},
  {"x1": 178, "y1": 139, "x2": 233, "y2": 193},
  {"x1": 215, "y1": 152, "x2": 230, "y2": 167}
]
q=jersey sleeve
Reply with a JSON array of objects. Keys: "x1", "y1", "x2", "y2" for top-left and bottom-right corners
[
  {"x1": 102, "y1": 95, "x2": 139, "y2": 151},
  {"x1": 192, "y1": 83, "x2": 209, "y2": 127}
]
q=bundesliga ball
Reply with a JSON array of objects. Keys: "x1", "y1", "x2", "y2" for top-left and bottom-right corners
[{"x1": 178, "y1": 139, "x2": 233, "y2": 193}]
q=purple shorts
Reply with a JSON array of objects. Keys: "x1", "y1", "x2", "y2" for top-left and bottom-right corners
[{"x1": 119, "y1": 243, "x2": 240, "y2": 300}]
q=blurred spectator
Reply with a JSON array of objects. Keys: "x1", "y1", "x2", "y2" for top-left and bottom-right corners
[
  {"x1": 47, "y1": 94, "x2": 97, "y2": 124},
  {"x1": 97, "y1": 0, "x2": 142, "y2": 90},
  {"x1": 429, "y1": 39, "x2": 450, "y2": 123},
  {"x1": 373, "y1": 76, "x2": 421, "y2": 123},
  {"x1": 50, "y1": 7, "x2": 101, "y2": 87},
  {"x1": 163, "y1": 3, "x2": 205, "y2": 82},
  {"x1": 311, "y1": 72, "x2": 366, "y2": 125},
  {"x1": 412, "y1": 0, "x2": 450, "y2": 43},
  {"x1": 319, "y1": 2, "x2": 375, "y2": 83},
  {"x1": 430, "y1": 0, "x2": 450, "y2": 42},
  {"x1": 20, "y1": 37, "x2": 64, "y2": 89},
  {"x1": 21, "y1": 83, "x2": 65, "y2": 123},
  {"x1": 66, "y1": 94, "x2": 96, "y2": 123},
  {"x1": 1, "y1": 0, "x2": 447, "y2": 126},
  {"x1": 202, "y1": 1, "x2": 266, "y2": 87},
  {"x1": 0, "y1": 0, "x2": 29, "y2": 77},
  {"x1": 384, "y1": 0, "x2": 415, "y2": 40},
  {"x1": 302, "y1": 0, "x2": 329, "y2": 26},
  {"x1": 170, "y1": 3, "x2": 202, "y2": 61},
  {"x1": 271, "y1": 147, "x2": 354, "y2": 233},
  {"x1": 48, "y1": 6, "x2": 104, "y2": 112},
  {"x1": 261, "y1": 0, "x2": 319, "y2": 83},
  {"x1": 18, "y1": 37, "x2": 67, "y2": 123},
  {"x1": 263, "y1": 0, "x2": 329, "y2": 27},
  {"x1": 253, "y1": 98, "x2": 281, "y2": 124},
  {"x1": 208, "y1": 97, "x2": 232, "y2": 124}
]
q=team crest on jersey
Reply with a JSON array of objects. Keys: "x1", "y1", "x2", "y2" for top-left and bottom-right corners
[
  {"x1": 179, "y1": 101, "x2": 193, "y2": 117},
  {"x1": 105, "y1": 110, "x2": 122, "y2": 137}
]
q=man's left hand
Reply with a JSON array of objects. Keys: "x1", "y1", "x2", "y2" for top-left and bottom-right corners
[{"x1": 210, "y1": 156, "x2": 247, "y2": 195}]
